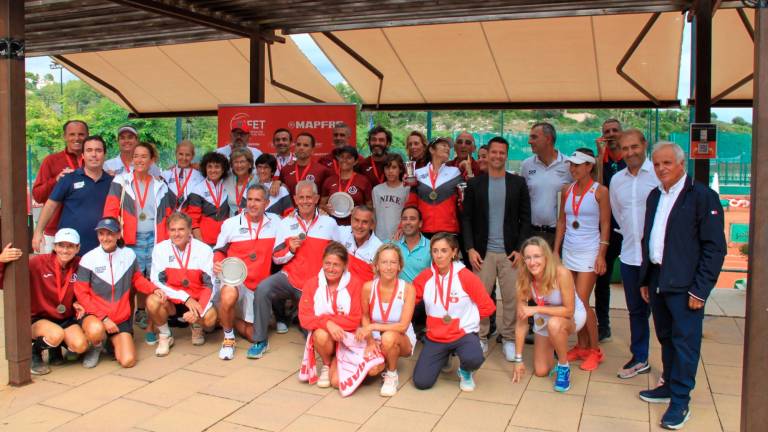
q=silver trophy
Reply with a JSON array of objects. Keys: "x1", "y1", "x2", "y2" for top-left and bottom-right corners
[{"x1": 405, "y1": 160, "x2": 417, "y2": 187}]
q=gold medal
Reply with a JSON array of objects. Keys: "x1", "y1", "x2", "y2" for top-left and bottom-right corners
[
  {"x1": 429, "y1": 190, "x2": 438, "y2": 201},
  {"x1": 249, "y1": 253, "x2": 257, "y2": 261},
  {"x1": 139, "y1": 212, "x2": 147, "y2": 221},
  {"x1": 56, "y1": 304, "x2": 66, "y2": 314},
  {"x1": 181, "y1": 279, "x2": 190, "y2": 288},
  {"x1": 535, "y1": 317, "x2": 545, "y2": 327},
  {"x1": 442, "y1": 314, "x2": 452, "y2": 324},
  {"x1": 572, "y1": 220, "x2": 580, "y2": 229}
]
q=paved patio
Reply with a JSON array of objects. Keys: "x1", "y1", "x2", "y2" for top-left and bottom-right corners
[{"x1": 0, "y1": 286, "x2": 746, "y2": 432}]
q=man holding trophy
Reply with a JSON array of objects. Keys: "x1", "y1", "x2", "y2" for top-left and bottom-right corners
[{"x1": 213, "y1": 184, "x2": 281, "y2": 360}]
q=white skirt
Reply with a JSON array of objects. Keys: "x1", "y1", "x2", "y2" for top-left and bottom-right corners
[
  {"x1": 533, "y1": 298, "x2": 588, "y2": 337},
  {"x1": 562, "y1": 247, "x2": 598, "y2": 273}
]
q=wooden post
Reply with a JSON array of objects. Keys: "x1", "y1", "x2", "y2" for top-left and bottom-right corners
[
  {"x1": 250, "y1": 33, "x2": 265, "y2": 104},
  {"x1": 0, "y1": 0, "x2": 32, "y2": 386},
  {"x1": 741, "y1": 5, "x2": 768, "y2": 431},
  {"x1": 694, "y1": 0, "x2": 712, "y2": 184}
]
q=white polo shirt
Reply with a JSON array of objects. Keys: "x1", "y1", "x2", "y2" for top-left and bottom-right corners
[
  {"x1": 521, "y1": 151, "x2": 572, "y2": 228},
  {"x1": 609, "y1": 159, "x2": 659, "y2": 266}
]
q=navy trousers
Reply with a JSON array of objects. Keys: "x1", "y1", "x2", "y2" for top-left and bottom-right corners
[
  {"x1": 648, "y1": 265, "x2": 704, "y2": 407},
  {"x1": 595, "y1": 230, "x2": 622, "y2": 331},
  {"x1": 621, "y1": 263, "x2": 651, "y2": 362}
]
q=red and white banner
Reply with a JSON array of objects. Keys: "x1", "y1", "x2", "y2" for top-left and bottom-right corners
[{"x1": 218, "y1": 103, "x2": 357, "y2": 156}]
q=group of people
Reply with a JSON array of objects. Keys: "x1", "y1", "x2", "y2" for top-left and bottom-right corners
[{"x1": 0, "y1": 116, "x2": 726, "y2": 430}]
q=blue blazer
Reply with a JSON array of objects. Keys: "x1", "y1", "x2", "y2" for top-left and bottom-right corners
[{"x1": 639, "y1": 175, "x2": 726, "y2": 300}]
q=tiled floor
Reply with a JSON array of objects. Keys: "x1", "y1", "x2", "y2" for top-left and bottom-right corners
[{"x1": 0, "y1": 286, "x2": 745, "y2": 431}]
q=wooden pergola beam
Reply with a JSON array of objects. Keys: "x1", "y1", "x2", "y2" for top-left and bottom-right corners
[
  {"x1": 742, "y1": 5, "x2": 768, "y2": 431},
  {"x1": 0, "y1": 0, "x2": 32, "y2": 386}
]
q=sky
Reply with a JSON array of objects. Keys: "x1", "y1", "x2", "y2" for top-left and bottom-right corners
[{"x1": 25, "y1": 23, "x2": 753, "y2": 124}]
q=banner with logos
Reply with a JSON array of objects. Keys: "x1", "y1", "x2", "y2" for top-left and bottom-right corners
[{"x1": 217, "y1": 103, "x2": 357, "y2": 156}]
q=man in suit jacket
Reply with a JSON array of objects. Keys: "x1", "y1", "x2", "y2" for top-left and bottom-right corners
[
  {"x1": 637, "y1": 142, "x2": 726, "y2": 430},
  {"x1": 462, "y1": 136, "x2": 531, "y2": 360}
]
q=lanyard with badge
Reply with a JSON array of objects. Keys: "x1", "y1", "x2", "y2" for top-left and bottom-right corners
[
  {"x1": 295, "y1": 209, "x2": 318, "y2": 239},
  {"x1": 53, "y1": 263, "x2": 75, "y2": 314},
  {"x1": 172, "y1": 241, "x2": 192, "y2": 288},
  {"x1": 428, "y1": 164, "x2": 440, "y2": 201},
  {"x1": 133, "y1": 175, "x2": 152, "y2": 221},
  {"x1": 531, "y1": 279, "x2": 546, "y2": 328},
  {"x1": 565, "y1": 180, "x2": 594, "y2": 229},
  {"x1": 245, "y1": 212, "x2": 265, "y2": 262},
  {"x1": 370, "y1": 278, "x2": 397, "y2": 323},
  {"x1": 173, "y1": 167, "x2": 193, "y2": 206},
  {"x1": 205, "y1": 179, "x2": 224, "y2": 210}
]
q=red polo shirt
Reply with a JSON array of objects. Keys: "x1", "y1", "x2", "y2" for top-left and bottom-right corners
[{"x1": 33, "y1": 149, "x2": 82, "y2": 236}]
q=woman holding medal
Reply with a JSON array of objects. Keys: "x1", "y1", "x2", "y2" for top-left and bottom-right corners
[
  {"x1": 103, "y1": 142, "x2": 175, "y2": 336},
  {"x1": 162, "y1": 140, "x2": 203, "y2": 210},
  {"x1": 356, "y1": 243, "x2": 416, "y2": 396},
  {"x1": 298, "y1": 242, "x2": 363, "y2": 388},
  {"x1": 320, "y1": 146, "x2": 373, "y2": 226},
  {"x1": 553, "y1": 148, "x2": 611, "y2": 371},
  {"x1": 148, "y1": 212, "x2": 217, "y2": 356},
  {"x1": 412, "y1": 233, "x2": 496, "y2": 391},
  {"x1": 406, "y1": 137, "x2": 463, "y2": 238},
  {"x1": 186, "y1": 152, "x2": 231, "y2": 246},
  {"x1": 511, "y1": 236, "x2": 587, "y2": 392},
  {"x1": 223, "y1": 147, "x2": 256, "y2": 216}
]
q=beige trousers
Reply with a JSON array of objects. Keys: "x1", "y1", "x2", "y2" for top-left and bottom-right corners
[{"x1": 475, "y1": 251, "x2": 518, "y2": 341}]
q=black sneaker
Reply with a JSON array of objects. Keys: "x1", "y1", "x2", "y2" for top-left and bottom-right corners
[
  {"x1": 618, "y1": 357, "x2": 651, "y2": 379},
  {"x1": 639, "y1": 384, "x2": 672, "y2": 404},
  {"x1": 661, "y1": 404, "x2": 691, "y2": 430},
  {"x1": 48, "y1": 346, "x2": 65, "y2": 366},
  {"x1": 598, "y1": 327, "x2": 612, "y2": 342},
  {"x1": 31, "y1": 348, "x2": 50, "y2": 375}
]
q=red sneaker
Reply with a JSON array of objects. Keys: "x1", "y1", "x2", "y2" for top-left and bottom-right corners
[
  {"x1": 580, "y1": 348, "x2": 605, "y2": 371},
  {"x1": 566, "y1": 346, "x2": 589, "y2": 362}
]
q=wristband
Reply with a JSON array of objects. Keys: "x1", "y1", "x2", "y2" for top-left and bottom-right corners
[
  {"x1": 514, "y1": 354, "x2": 523, "y2": 363},
  {"x1": 599, "y1": 240, "x2": 609, "y2": 245}
]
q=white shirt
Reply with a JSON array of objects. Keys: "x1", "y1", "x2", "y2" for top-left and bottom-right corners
[
  {"x1": 609, "y1": 159, "x2": 659, "y2": 266},
  {"x1": 215, "y1": 144, "x2": 263, "y2": 162},
  {"x1": 648, "y1": 174, "x2": 687, "y2": 265},
  {"x1": 521, "y1": 151, "x2": 572, "y2": 227}
]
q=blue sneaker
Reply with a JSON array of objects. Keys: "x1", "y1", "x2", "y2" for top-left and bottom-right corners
[
  {"x1": 639, "y1": 384, "x2": 672, "y2": 404},
  {"x1": 134, "y1": 309, "x2": 149, "y2": 330},
  {"x1": 144, "y1": 332, "x2": 158, "y2": 346},
  {"x1": 553, "y1": 364, "x2": 571, "y2": 392},
  {"x1": 246, "y1": 340, "x2": 269, "y2": 359},
  {"x1": 661, "y1": 404, "x2": 691, "y2": 430},
  {"x1": 457, "y1": 368, "x2": 475, "y2": 392}
]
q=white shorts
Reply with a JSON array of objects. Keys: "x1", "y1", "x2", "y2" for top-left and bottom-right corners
[
  {"x1": 533, "y1": 306, "x2": 587, "y2": 337},
  {"x1": 213, "y1": 284, "x2": 255, "y2": 323},
  {"x1": 562, "y1": 248, "x2": 598, "y2": 273}
]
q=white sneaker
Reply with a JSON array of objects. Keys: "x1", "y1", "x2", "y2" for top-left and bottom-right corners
[
  {"x1": 219, "y1": 338, "x2": 236, "y2": 360},
  {"x1": 380, "y1": 370, "x2": 399, "y2": 397},
  {"x1": 155, "y1": 334, "x2": 174, "y2": 357},
  {"x1": 276, "y1": 322, "x2": 289, "y2": 334},
  {"x1": 317, "y1": 365, "x2": 331, "y2": 388},
  {"x1": 480, "y1": 339, "x2": 489, "y2": 356},
  {"x1": 191, "y1": 324, "x2": 205, "y2": 346},
  {"x1": 503, "y1": 341, "x2": 517, "y2": 362}
]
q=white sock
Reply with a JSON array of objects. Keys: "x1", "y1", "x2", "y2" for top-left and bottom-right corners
[
  {"x1": 157, "y1": 324, "x2": 171, "y2": 336},
  {"x1": 387, "y1": 369, "x2": 398, "y2": 376},
  {"x1": 223, "y1": 328, "x2": 235, "y2": 339},
  {"x1": 558, "y1": 361, "x2": 569, "y2": 367}
]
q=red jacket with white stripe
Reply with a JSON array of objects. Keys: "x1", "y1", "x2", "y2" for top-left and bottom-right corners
[
  {"x1": 298, "y1": 270, "x2": 362, "y2": 332},
  {"x1": 185, "y1": 179, "x2": 231, "y2": 246},
  {"x1": 405, "y1": 163, "x2": 463, "y2": 234},
  {"x1": 338, "y1": 226, "x2": 382, "y2": 283},
  {"x1": 213, "y1": 212, "x2": 279, "y2": 291},
  {"x1": 150, "y1": 238, "x2": 215, "y2": 307},
  {"x1": 273, "y1": 210, "x2": 340, "y2": 289},
  {"x1": 413, "y1": 262, "x2": 496, "y2": 343},
  {"x1": 75, "y1": 246, "x2": 156, "y2": 324},
  {"x1": 102, "y1": 172, "x2": 176, "y2": 246},
  {"x1": 30, "y1": 253, "x2": 80, "y2": 321}
]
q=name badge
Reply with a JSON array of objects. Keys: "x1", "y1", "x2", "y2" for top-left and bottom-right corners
[{"x1": 73, "y1": 181, "x2": 85, "y2": 189}]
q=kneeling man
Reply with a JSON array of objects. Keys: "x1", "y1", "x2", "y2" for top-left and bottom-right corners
[
  {"x1": 148, "y1": 212, "x2": 217, "y2": 356},
  {"x1": 214, "y1": 184, "x2": 280, "y2": 360}
]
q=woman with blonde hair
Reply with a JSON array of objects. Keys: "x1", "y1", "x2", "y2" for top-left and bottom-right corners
[
  {"x1": 511, "y1": 236, "x2": 586, "y2": 392},
  {"x1": 356, "y1": 243, "x2": 417, "y2": 396}
]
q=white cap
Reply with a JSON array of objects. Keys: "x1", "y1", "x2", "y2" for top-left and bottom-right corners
[
  {"x1": 566, "y1": 151, "x2": 596, "y2": 165},
  {"x1": 117, "y1": 125, "x2": 138, "y2": 137},
  {"x1": 53, "y1": 228, "x2": 80, "y2": 245}
]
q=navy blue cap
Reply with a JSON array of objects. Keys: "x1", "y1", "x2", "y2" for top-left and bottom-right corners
[{"x1": 94, "y1": 217, "x2": 121, "y2": 233}]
